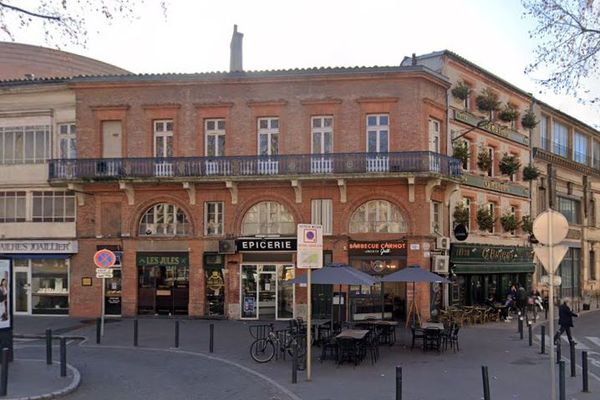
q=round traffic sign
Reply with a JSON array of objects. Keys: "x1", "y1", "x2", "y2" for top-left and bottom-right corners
[
  {"x1": 532, "y1": 209, "x2": 569, "y2": 246},
  {"x1": 94, "y1": 249, "x2": 116, "y2": 268},
  {"x1": 453, "y1": 224, "x2": 468, "y2": 241}
]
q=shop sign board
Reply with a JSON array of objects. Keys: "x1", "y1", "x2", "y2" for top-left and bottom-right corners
[
  {"x1": 0, "y1": 240, "x2": 78, "y2": 254},
  {"x1": 95, "y1": 268, "x2": 114, "y2": 279},
  {"x1": 348, "y1": 240, "x2": 407, "y2": 257},
  {"x1": 236, "y1": 238, "x2": 297, "y2": 252},
  {"x1": 297, "y1": 224, "x2": 323, "y2": 269},
  {"x1": 450, "y1": 244, "x2": 534, "y2": 264}
]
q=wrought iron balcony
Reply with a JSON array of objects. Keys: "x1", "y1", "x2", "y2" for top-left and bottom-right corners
[{"x1": 48, "y1": 152, "x2": 462, "y2": 181}]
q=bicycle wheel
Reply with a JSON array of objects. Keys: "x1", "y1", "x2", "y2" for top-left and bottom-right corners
[{"x1": 250, "y1": 339, "x2": 275, "y2": 363}]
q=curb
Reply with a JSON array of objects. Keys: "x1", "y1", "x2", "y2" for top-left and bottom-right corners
[{"x1": 4, "y1": 359, "x2": 81, "y2": 400}]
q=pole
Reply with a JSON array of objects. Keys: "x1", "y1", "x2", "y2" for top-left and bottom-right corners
[
  {"x1": 548, "y1": 209, "x2": 556, "y2": 400},
  {"x1": 101, "y1": 277, "x2": 105, "y2": 337},
  {"x1": 174, "y1": 320, "x2": 179, "y2": 348},
  {"x1": 0, "y1": 348, "x2": 8, "y2": 397},
  {"x1": 133, "y1": 319, "x2": 138, "y2": 347},
  {"x1": 559, "y1": 361, "x2": 566, "y2": 400},
  {"x1": 570, "y1": 342, "x2": 576, "y2": 377},
  {"x1": 528, "y1": 322, "x2": 532, "y2": 346},
  {"x1": 381, "y1": 282, "x2": 385, "y2": 320},
  {"x1": 395, "y1": 366, "x2": 402, "y2": 400},
  {"x1": 306, "y1": 268, "x2": 312, "y2": 382},
  {"x1": 481, "y1": 365, "x2": 491, "y2": 400},
  {"x1": 209, "y1": 323, "x2": 214, "y2": 353},
  {"x1": 46, "y1": 329, "x2": 52, "y2": 365},
  {"x1": 96, "y1": 318, "x2": 101, "y2": 344},
  {"x1": 582, "y1": 351, "x2": 589, "y2": 392},
  {"x1": 518, "y1": 315, "x2": 523, "y2": 339},
  {"x1": 60, "y1": 337, "x2": 67, "y2": 377},
  {"x1": 557, "y1": 341, "x2": 561, "y2": 364},
  {"x1": 291, "y1": 341, "x2": 298, "y2": 384},
  {"x1": 541, "y1": 326, "x2": 546, "y2": 354}
]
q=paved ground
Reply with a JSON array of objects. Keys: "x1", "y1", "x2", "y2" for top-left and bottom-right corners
[{"x1": 11, "y1": 309, "x2": 600, "y2": 400}]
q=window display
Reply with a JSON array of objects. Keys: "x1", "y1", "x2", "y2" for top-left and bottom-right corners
[{"x1": 31, "y1": 259, "x2": 69, "y2": 315}]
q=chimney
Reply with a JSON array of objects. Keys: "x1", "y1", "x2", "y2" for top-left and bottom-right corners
[
  {"x1": 230, "y1": 25, "x2": 244, "y2": 72},
  {"x1": 411, "y1": 53, "x2": 417, "y2": 66}
]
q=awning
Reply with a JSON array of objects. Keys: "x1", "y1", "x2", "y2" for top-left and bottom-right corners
[{"x1": 452, "y1": 263, "x2": 535, "y2": 274}]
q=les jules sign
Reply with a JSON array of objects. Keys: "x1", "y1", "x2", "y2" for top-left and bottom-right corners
[
  {"x1": 451, "y1": 244, "x2": 533, "y2": 264},
  {"x1": 137, "y1": 253, "x2": 189, "y2": 267},
  {"x1": 348, "y1": 240, "x2": 407, "y2": 257}
]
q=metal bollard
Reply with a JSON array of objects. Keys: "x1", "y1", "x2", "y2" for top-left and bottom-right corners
[
  {"x1": 292, "y1": 341, "x2": 298, "y2": 384},
  {"x1": 559, "y1": 361, "x2": 566, "y2": 400},
  {"x1": 519, "y1": 317, "x2": 523, "y2": 340},
  {"x1": 570, "y1": 342, "x2": 576, "y2": 377},
  {"x1": 60, "y1": 338, "x2": 67, "y2": 377},
  {"x1": 0, "y1": 348, "x2": 8, "y2": 397},
  {"x1": 209, "y1": 324, "x2": 214, "y2": 353},
  {"x1": 481, "y1": 365, "x2": 491, "y2": 400},
  {"x1": 541, "y1": 326, "x2": 546, "y2": 354},
  {"x1": 46, "y1": 329, "x2": 52, "y2": 365},
  {"x1": 395, "y1": 366, "x2": 402, "y2": 400},
  {"x1": 517, "y1": 311, "x2": 522, "y2": 333},
  {"x1": 174, "y1": 321, "x2": 179, "y2": 348},
  {"x1": 582, "y1": 351, "x2": 589, "y2": 392},
  {"x1": 557, "y1": 341, "x2": 561, "y2": 363},
  {"x1": 96, "y1": 318, "x2": 101, "y2": 344},
  {"x1": 133, "y1": 319, "x2": 138, "y2": 347},
  {"x1": 528, "y1": 323, "x2": 532, "y2": 346}
]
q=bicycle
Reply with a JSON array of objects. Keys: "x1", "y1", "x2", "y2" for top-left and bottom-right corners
[{"x1": 249, "y1": 324, "x2": 306, "y2": 370}]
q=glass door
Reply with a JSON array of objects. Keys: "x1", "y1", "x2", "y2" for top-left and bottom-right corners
[
  {"x1": 241, "y1": 265, "x2": 258, "y2": 319},
  {"x1": 14, "y1": 265, "x2": 31, "y2": 314},
  {"x1": 258, "y1": 265, "x2": 276, "y2": 320},
  {"x1": 277, "y1": 265, "x2": 294, "y2": 319}
]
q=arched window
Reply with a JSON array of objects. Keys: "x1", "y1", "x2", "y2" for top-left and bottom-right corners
[
  {"x1": 241, "y1": 201, "x2": 295, "y2": 235},
  {"x1": 139, "y1": 203, "x2": 190, "y2": 236},
  {"x1": 349, "y1": 200, "x2": 407, "y2": 233}
]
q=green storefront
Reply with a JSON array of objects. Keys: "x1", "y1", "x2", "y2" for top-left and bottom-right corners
[{"x1": 449, "y1": 244, "x2": 534, "y2": 306}]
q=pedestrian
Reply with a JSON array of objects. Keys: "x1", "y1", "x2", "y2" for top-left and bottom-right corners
[
  {"x1": 517, "y1": 284, "x2": 527, "y2": 314},
  {"x1": 553, "y1": 299, "x2": 578, "y2": 345}
]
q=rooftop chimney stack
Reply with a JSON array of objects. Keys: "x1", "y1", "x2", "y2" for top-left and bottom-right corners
[
  {"x1": 411, "y1": 53, "x2": 417, "y2": 66},
  {"x1": 230, "y1": 25, "x2": 244, "y2": 72}
]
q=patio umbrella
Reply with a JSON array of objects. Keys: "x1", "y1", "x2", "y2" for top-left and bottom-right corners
[
  {"x1": 288, "y1": 263, "x2": 377, "y2": 324},
  {"x1": 380, "y1": 265, "x2": 450, "y2": 327}
]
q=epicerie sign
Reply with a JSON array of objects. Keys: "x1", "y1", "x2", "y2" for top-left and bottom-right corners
[
  {"x1": 236, "y1": 238, "x2": 297, "y2": 252},
  {"x1": 0, "y1": 240, "x2": 78, "y2": 254}
]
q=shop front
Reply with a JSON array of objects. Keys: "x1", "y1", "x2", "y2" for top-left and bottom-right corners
[
  {"x1": 0, "y1": 240, "x2": 77, "y2": 315},
  {"x1": 204, "y1": 253, "x2": 225, "y2": 317},
  {"x1": 238, "y1": 237, "x2": 296, "y2": 320},
  {"x1": 137, "y1": 252, "x2": 189, "y2": 315},
  {"x1": 348, "y1": 240, "x2": 407, "y2": 321},
  {"x1": 449, "y1": 244, "x2": 534, "y2": 306}
]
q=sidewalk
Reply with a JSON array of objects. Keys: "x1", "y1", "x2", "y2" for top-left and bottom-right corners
[{"x1": 1, "y1": 359, "x2": 79, "y2": 400}]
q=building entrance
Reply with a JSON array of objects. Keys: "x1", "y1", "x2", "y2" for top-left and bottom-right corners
[
  {"x1": 240, "y1": 264, "x2": 294, "y2": 320},
  {"x1": 137, "y1": 252, "x2": 189, "y2": 315}
]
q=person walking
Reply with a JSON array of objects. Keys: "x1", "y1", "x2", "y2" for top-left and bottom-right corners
[{"x1": 554, "y1": 299, "x2": 578, "y2": 345}]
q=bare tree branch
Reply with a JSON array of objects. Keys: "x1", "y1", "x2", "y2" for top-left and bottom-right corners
[{"x1": 0, "y1": 1, "x2": 60, "y2": 21}]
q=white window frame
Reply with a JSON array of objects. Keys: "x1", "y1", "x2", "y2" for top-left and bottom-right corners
[
  {"x1": 487, "y1": 203, "x2": 495, "y2": 233},
  {"x1": 311, "y1": 199, "x2": 333, "y2": 235},
  {"x1": 462, "y1": 198, "x2": 471, "y2": 231},
  {"x1": 58, "y1": 123, "x2": 76, "y2": 159},
  {"x1": 540, "y1": 115, "x2": 549, "y2": 150},
  {"x1": 32, "y1": 191, "x2": 76, "y2": 222},
  {"x1": 311, "y1": 116, "x2": 333, "y2": 154},
  {"x1": 366, "y1": 114, "x2": 389, "y2": 153},
  {"x1": 349, "y1": 199, "x2": 407, "y2": 233},
  {"x1": 205, "y1": 119, "x2": 225, "y2": 157},
  {"x1": 204, "y1": 201, "x2": 224, "y2": 236},
  {"x1": 428, "y1": 118, "x2": 441, "y2": 153},
  {"x1": 0, "y1": 125, "x2": 51, "y2": 165},
  {"x1": 573, "y1": 131, "x2": 588, "y2": 165},
  {"x1": 431, "y1": 201, "x2": 442, "y2": 234},
  {"x1": 0, "y1": 191, "x2": 27, "y2": 222},
  {"x1": 257, "y1": 117, "x2": 279, "y2": 156},
  {"x1": 139, "y1": 203, "x2": 190, "y2": 236},
  {"x1": 241, "y1": 201, "x2": 295, "y2": 235},
  {"x1": 153, "y1": 120, "x2": 174, "y2": 158}
]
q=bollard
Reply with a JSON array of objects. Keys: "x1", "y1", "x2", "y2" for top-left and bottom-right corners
[
  {"x1": 541, "y1": 326, "x2": 546, "y2": 354},
  {"x1": 528, "y1": 323, "x2": 532, "y2": 346},
  {"x1": 174, "y1": 321, "x2": 179, "y2": 348},
  {"x1": 209, "y1": 324, "x2": 214, "y2": 353},
  {"x1": 517, "y1": 312, "x2": 522, "y2": 333},
  {"x1": 46, "y1": 329, "x2": 52, "y2": 365},
  {"x1": 395, "y1": 366, "x2": 402, "y2": 400},
  {"x1": 133, "y1": 319, "x2": 138, "y2": 347},
  {"x1": 0, "y1": 348, "x2": 8, "y2": 397},
  {"x1": 570, "y1": 342, "x2": 576, "y2": 377},
  {"x1": 582, "y1": 351, "x2": 589, "y2": 392},
  {"x1": 291, "y1": 341, "x2": 298, "y2": 384},
  {"x1": 60, "y1": 338, "x2": 67, "y2": 377},
  {"x1": 559, "y1": 361, "x2": 566, "y2": 400},
  {"x1": 557, "y1": 341, "x2": 561, "y2": 364},
  {"x1": 519, "y1": 317, "x2": 523, "y2": 340},
  {"x1": 96, "y1": 318, "x2": 101, "y2": 344},
  {"x1": 481, "y1": 365, "x2": 491, "y2": 400}
]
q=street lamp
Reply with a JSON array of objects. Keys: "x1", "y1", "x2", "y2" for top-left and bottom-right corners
[{"x1": 451, "y1": 119, "x2": 490, "y2": 143}]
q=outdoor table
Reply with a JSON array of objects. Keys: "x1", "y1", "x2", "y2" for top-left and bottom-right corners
[
  {"x1": 421, "y1": 322, "x2": 444, "y2": 330},
  {"x1": 336, "y1": 329, "x2": 369, "y2": 340},
  {"x1": 307, "y1": 319, "x2": 332, "y2": 343},
  {"x1": 420, "y1": 322, "x2": 443, "y2": 352},
  {"x1": 354, "y1": 320, "x2": 398, "y2": 345},
  {"x1": 335, "y1": 329, "x2": 369, "y2": 365}
]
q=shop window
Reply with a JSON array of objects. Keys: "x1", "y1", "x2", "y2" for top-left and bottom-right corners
[
  {"x1": 0, "y1": 191, "x2": 26, "y2": 222},
  {"x1": 31, "y1": 258, "x2": 69, "y2": 315},
  {"x1": 349, "y1": 199, "x2": 407, "y2": 233},
  {"x1": 0, "y1": 125, "x2": 51, "y2": 164},
  {"x1": 32, "y1": 191, "x2": 75, "y2": 222},
  {"x1": 241, "y1": 201, "x2": 295, "y2": 235},
  {"x1": 311, "y1": 199, "x2": 333, "y2": 235},
  {"x1": 204, "y1": 202, "x2": 224, "y2": 236},
  {"x1": 139, "y1": 203, "x2": 190, "y2": 236}
]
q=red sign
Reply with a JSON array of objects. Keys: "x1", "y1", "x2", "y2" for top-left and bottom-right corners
[
  {"x1": 94, "y1": 249, "x2": 116, "y2": 268},
  {"x1": 348, "y1": 240, "x2": 407, "y2": 257}
]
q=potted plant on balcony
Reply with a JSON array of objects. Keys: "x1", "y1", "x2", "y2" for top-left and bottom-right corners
[
  {"x1": 499, "y1": 153, "x2": 521, "y2": 177},
  {"x1": 452, "y1": 141, "x2": 470, "y2": 167},
  {"x1": 521, "y1": 215, "x2": 534, "y2": 234},
  {"x1": 477, "y1": 207, "x2": 495, "y2": 232},
  {"x1": 500, "y1": 212, "x2": 519, "y2": 233},
  {"x1": 523, "y1": 164, "x2": 540, "y2": 181},
  {"x1": 477, "y1": 148, "x2": 492, "y2": 173},
  {"x1": 453, "y1": 203, "x2": 470, "y2": 226},
  {"x1": 451, "y1": 81, "x2": 471, "y2": 102},
  {"x1": 498, "y1": 103, "x2": 520, "y2": 123},
  {"x1": 475, "y1": 88, "x2": 500, "y2": 118},
  {"x1": 521, "y1": 110, "x2": 538, "y2": 129}
]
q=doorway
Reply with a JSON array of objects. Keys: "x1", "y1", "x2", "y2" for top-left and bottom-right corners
[
  {"x1": 138, "y1": 264, "x2": 189, "y2": 316},
  {"x1": 240, "y1": 264, "x2": 294, "y2": 320}
]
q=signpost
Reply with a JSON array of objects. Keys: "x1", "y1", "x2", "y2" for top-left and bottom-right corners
[
  {"x1": 296, "y1": 224, "x2": 323, "y2": 382},
  {"x1": 94, "y1": 249, "x2": 117, "y2": 337},
  {"x1": 533, "y1": 209, "x2": 569, "y2": 400}
]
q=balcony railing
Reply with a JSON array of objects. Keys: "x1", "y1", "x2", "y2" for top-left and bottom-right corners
[
  {"x1": 537, "y1": 138, "x2": 599, "y2": 168},
  {"x1": 49, "y1": 152, "x2": 462, "y2": 181}
]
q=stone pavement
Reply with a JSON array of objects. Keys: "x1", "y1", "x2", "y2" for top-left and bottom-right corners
[{"x1": 11, "y1": 312, "x2": 600, "y2": 400}]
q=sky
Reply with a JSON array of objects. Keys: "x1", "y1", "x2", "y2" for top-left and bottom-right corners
[{"x1": 7, "y1": 0, "x2": 600, "y2": 128}]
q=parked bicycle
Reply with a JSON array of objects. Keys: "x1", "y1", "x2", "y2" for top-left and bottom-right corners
[{"x1": 249, "y1": 324, "x2": 306, "y2": 370}]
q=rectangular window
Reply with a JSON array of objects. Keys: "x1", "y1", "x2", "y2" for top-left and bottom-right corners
[
  {"x1": 552, "y1": 122, "x2": 568, "y2": 157},
  {"x1": 0, "y1": 191, "x2": 26, "y2": 222},
  {"x1": 32, "y1": 191, "x2": 75, "y2": 222},
  {"x1": 311, "y1": 199, "x2": 333, "y2": 235},
  {"x1": 205, "y1": 119, "x2": 225, "y2": 157},
  {"x1": 462, "y1": 198, "x2": 470, "y2": 231},
  {"x1": 540, "y1": 116, "x2": 549, "y2": 150},
  {"x1": 58, "y1": 123, "x2": 76, "y2": 159},
  {"x1": 538, "y1": 186, "x2": 547, "y2": 213},
  {"x1": 0, "y1": 125, "x2": 51, "y2": 164},
  {"x1": 594, "y1": 140, "x2": 600, "y2": 169},
  {"x1": 204, "y1": 202, "x2": 224, "y2": 236},
  {"x1": 366, "y1": 114, "x2": 389, "y2": 153},
  {"x1": 428, "y1": 118, "x2": 440, "y2": 153},
  {"x1": 432, "y1": 201, "x2": 442, "y2": 233},
  {"x1": 154, "y1": 120, "x2": 174, "y2": 158},
  {"x1": 590, "y1": 250, "x2": 596, "y2": 281},
  {"x1": 258, "y1": 117, "x2": 279, "y2": 156},
  {"x1": 557, "y1": 196, "x2": 580, "y2": 225},
  {"x1": 311, "y1": 116, "x2": 333, "y2": 154},
  {"x1": 487, "y1": 147, "x2": 494, "y2": 177},
  {"x1": 573, "y1": 132, "x2": 588, "y2": 164}
]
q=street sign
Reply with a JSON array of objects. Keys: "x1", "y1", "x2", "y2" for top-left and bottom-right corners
[
  {"x1": 96, "y1": 268, "x2": 114, "y2": 279},
  {"x1": 453, "y1": 224, "x2": 468, "y2": 241},
  {"x1": 296, "y1": 224, "x2": 323, "y2": 269},
  {"x1": 534, "y1": 245, "x2": 569, "y2": 273},
  {"x1": 94, "y1": 249, "x2": 117, "y2": 268},
  {"x1": 541, "y1": 275, "x2": 562, "y2": 286},
  {"x1": 533, "y1": 210, "x2": 569, "y2": 246}
]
